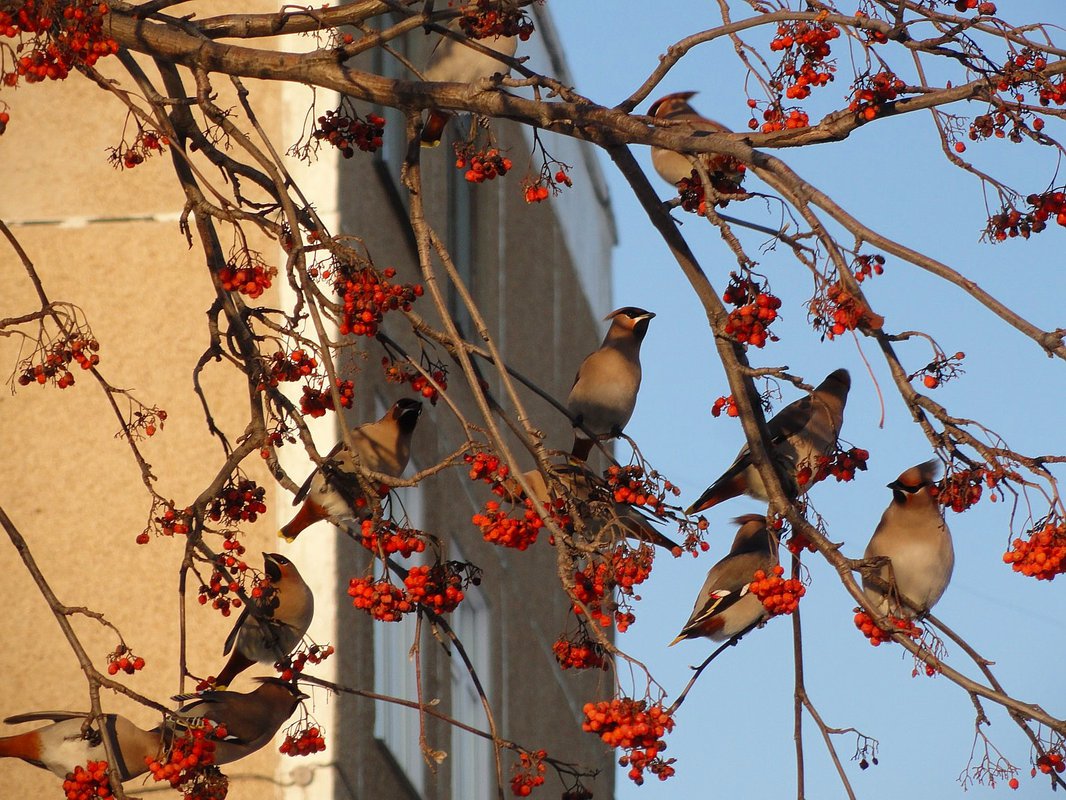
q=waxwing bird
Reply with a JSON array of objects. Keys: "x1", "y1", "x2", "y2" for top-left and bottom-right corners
[
  {"x1": 519, "y1": 465, "x2": 680, "y2": 552},
  {"x1": 863, "y1": 460, "x2": 954, "y2": 618},
  {"x1": 567, "y1": 307, "x2": 655, "y2": 461},
  {"x1": 174, "y1": 679, "x2": 306, "y2": 765},
  {"x1": 687, "y1": 368, "x2": 851, "y2": 514},
  {"x1": 280, "y1": 398, "x2": 422, "y2": 541},
  {"x1": 671, "y1": 515, "x2": 779, "y2": 644},
  {"x1": 0, "y1": 711, "x2": 162, "y2": 780},
  {"x1": 420, "y1": 28, "x2": 518, "y2": 147},
  {"x1": 648, "y1": 91, "x2": 745, "y2": 193},
  {"x1": 213, "y1": 553, "x2": 315, "y2": 689}
]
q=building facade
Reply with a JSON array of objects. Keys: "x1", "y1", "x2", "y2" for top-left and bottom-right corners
[{"x1": 0, "y1": 4, "x2": 617, "y2": 799}]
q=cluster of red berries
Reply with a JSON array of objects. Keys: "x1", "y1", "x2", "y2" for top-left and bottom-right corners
[
  {"x1": 675, "y1": 164, "x2": 745, "y2": 214},
  {"x1": 510, "y1": 749, "x2": 547, "y2": 797},
  {"x1": 473, "y1": 499, "x2": 543, "y2": 550},
  {"x1": 986, "y1": 190, "x2": 1066, "y2": 241},
  {"x1": 522, "y1": 178, "x2": 552, "y2": 204},
  {"x1": 278, "y1": 643, "x2": 335, "y2": 681},
  {"x1": 0, "y1": 0, "x2": 118, "y2": 87},
  {"x1": 968, "y1": 108, "x2": 1026, "y2": 145},
  {"x1": 606, "y1": 465, "x2": 677, "y2": 516},
  {"x1": 0, "y1": 109, "x2": 9, "y2": 135},
  {"x1": 562, "y1": 787, "x2": 594, "y2": 800},
  {"x1": 382, "y1": 357, "x2": 447, "y2": 405},
  {"x1": 810, "y1": 281, "x2": 881, "y2": 340},
  {"x1": 456, "y1": 146, "x2": 512, "y2": 184},
  {"x1": 280, "y1": 723, "x2": 326, "y2": 757},
  {"x1": 1003, "y1": 521, "x2": 1066, "y2": 580},
  {"x1": 552, "y1": 632, "x2": 608, "y2": 671},
  {"x1": 523, "y1": 163, "x2": 574, "y2": 204},
  {"x1": 179, "y1": 768, "x2": 228, "y2": 800},
  {"x1": 466, "y1": 451, "x2": 510, "y2": 492},
  {"x1": 768, "y1": 20, "x2": 838, "y2": 105},
  {"x1": 797, "y1": 446, "x2": 870, "y2": 487},
  {"x1": 931, "y1": 467, "x2": 987, "y2": 512},
  {"x1": 207, "y1": 478, "x2": 266, "y2": 524},
  {"x1": 710, "y1": 395, "x2": 738, "y2": 418},
  {"x1": 457, "y1": 0, "x2": 534, "y2": 41},
  {"x1": 572, "y1": 547, "x2": 652, "y2": 632},
  {"x1": 582, "y1": 699, "x2": 676, "y2": 785},
  {"x1": 749, "y1": 101, "x2": 809, "y2": 132},
  {"x1": 105, "y1": 643, "x2": 146, "y2": 675},
  {"x1": 359, "y1": 518, "x2": 426, "y2": 558},
  {"x1": 63, "y1": 761, "x2": 112, "y2": 800},
  {"x1": 849, "y1": 71, "x2": 906, "y2": 121},
  {"x1": 313, "y1": 108, "x2": 385, "y2": 157},
  {"x1": 347, "y1": 577, "x2": 413, "y2": 621},
  {"x1": 403, "y1": 561, "x2": 478, "y2": 614},
  {"x1": 853, "y1": 611, "x2": 921, "y2": 646},
  {"x1": 144, "y1": 503, "x2": 192, "y2": 540},
  {"x1": 334, "y1": 265, "x2": 422, "y2": 337},
  {"x1": 299, "y1": 379, "x2": 355, "y2": 418},
  {"x1": 16, "y1": 337, "x2": 99, "y2": 388},
  {"x1": 722, "y1": 272, "x2": 781, "y2": 348},
  {"x1": 107, "y1": 130, "x2": 168, "y2": 170},
  {"x1": 262, "y1": 349, "x2": 318, "y2": 387},
  {"x1": 952, "y1": 0, "x2": 996, "y2": 12},
  {"x1": 853, "y1": 254, "x2": 885, "y2": 282},
  {"x1": 1035, "y1": 752, "x2": 1066, "y2": 776},
  {"x1": 786, "y1": 528, "x2": 815, "y2": 556},
  {"x1": 146, "y1": 722, "x2": 219, "y2": 788},
  {"x1": 749, "y1": 565, "x2": 805, "y2": 616},
  {"x1": 217, "y1": 259, "x2": 275, "y2": 300},
  {"x1": 197, "y1": 563, "x2": 246, "y2": 618}
]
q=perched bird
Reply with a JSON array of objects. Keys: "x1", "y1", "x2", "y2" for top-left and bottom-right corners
[
  {"x1": 518, "y1": 464, "x2": 680, "y2": 552},
  {"x1": 280, "y1": 398, "x2": 422, "y2": 541},
  {"x1": 0, "y1": 711, "x2": 161, "y2": 781},
  {"x1": 213, "y1": 553, "x2": 315, "y2": 689},
  {"x1": 567, "y1": 307, "x2": 655, "y2": 461},
  {"x1": 687, "y1": 368, "x2": 851, "y2": 514},
  {"x1": 671, "y1": 515, "x2": 779, "y2": 644},
  {"x1": 863, "y1": 460, "x2": 954, "y2": 618},
  {"x1": 420, "y1": 27, "x2": 518, "y2": 147},
  {"x1": 648, "y1": 91, "x2": 745, "y2": 192},
  {"x1": 173, "y1": 679, "x2": 306, "y2": 765}
]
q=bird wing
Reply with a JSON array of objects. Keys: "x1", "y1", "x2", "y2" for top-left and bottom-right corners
[
  {"x1": 3, "y1": 711, "x2": 86, "y2": 724},
  {"x1": 291, "y1": 441, "x2": 345, "y2": 505},
  {"x1": 222, "y1": 603, "x2": 252, "y2": 657},
  {"x1": 678, "y1": 552, "x2": 764, "y2": 635},
  {"x1": 766, "y1": 394, "x2": 815, "y2": 442}
]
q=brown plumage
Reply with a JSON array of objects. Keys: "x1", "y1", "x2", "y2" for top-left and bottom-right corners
[
  {"x1": 648, "y1": 91, "x2": 745, "y2": 195},
  {"x1": 863, "y1": 460, "x2": 954, "y2": 618},
  {"x1": 671, "y1": 515, "x2": 779, "y2": 644},
  {"x1": 687, "y1": 369, "x2": 851, "y2": 514},
  {"x1": 0, "y1": 711, "x2": 163, "y2": 781},
  {"x1": 173, "y1": 679, "x2": 306, "y2": 765},
  {"x1": 213, "y1": 553, "x2": 315, "y2": 689},
  {"x1": 280, "y1": 398, "x2": 422, "y2": 541},
  {"x1": 420, "y1": 29, "x2": 518, "y2": 147},
  {"x1": 567, "y1": 307, "x2": 655, "y2": 461}
]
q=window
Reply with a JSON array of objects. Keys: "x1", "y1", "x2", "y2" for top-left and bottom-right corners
[
  {"x1": 449, "y1": 545, "x2": 492, "y2": 800},
  {"x1": 373, "y1": 402, "x2": 426, "y2": 794}
]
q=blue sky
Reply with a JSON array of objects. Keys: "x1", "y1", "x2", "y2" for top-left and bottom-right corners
[{"x1": 547, "y1": 3, "x2": 1066, "y2": 798}]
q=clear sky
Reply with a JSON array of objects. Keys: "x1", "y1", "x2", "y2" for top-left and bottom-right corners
[{"x1": 547, "y1": 3, "x2": 1066, "y2": 799}]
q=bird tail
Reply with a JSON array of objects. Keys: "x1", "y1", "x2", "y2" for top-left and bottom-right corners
[
  {"x1": 0, "y1": 730, "x2": 41, "y2": 764},
  {"x1": 213, "y1": 650, "x2": 257, "y2": 691},
  {"x1": 686, "y1": 473, "x2": 746, "y2": 515},
  {"x1": 571, "y1": 437, "x2": 594, "y2": 462},
  {"x1": 278, "y1": 499, "x2": 327, "y2": 542},
  {"x1": 420, "y1": 110, "x2": 450, "y2": 147}
]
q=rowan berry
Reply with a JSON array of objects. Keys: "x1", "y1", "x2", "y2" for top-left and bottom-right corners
[
  {"x1": 1003, "y1": 521, "x2": 1066, "y2": 580},
  {"x1": 347, "y1": 577, "x2": 413, "y2": 621},
  {"x1": 749, "y1": 564, "x2": 805, "y2": 615},
  {"x1": 510, "y1": 749, "x2": 547, "y2": 796},
  {"x1": 280, "y1": 722, "x2": 327, "y2": 757},
  {"x1": 458, "y1": 0, "x2": 534, "y2": 40},
  {"x1": 582, "y1": 698, "x2": 676, "y2": 785},
  {"x1": 313, "y1": 108, "x2": 385, "y2": 157}
]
